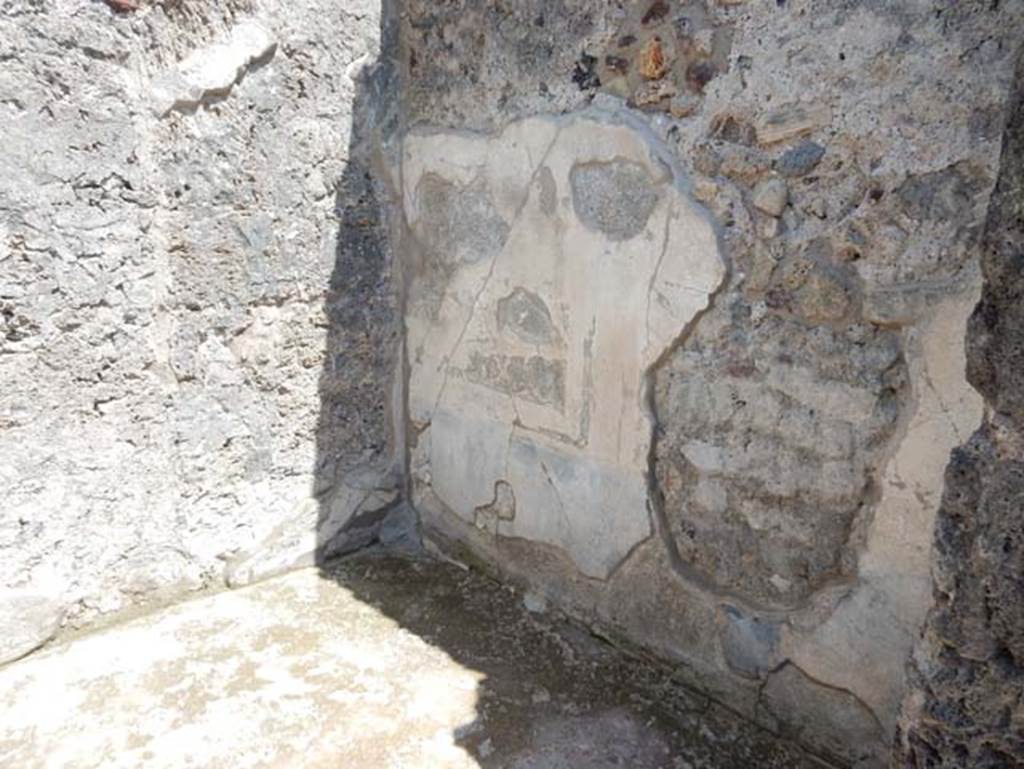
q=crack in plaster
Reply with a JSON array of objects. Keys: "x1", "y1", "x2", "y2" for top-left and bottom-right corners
[{"x1": 429, "y1": 127, "x2": 564, "y2": 420}]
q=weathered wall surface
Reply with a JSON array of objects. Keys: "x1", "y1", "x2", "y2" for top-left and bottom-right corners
[
  {"x1": 4, "y1": 0, "x2": 1022, "y2": 765},
  {"x1": 0, "y1": 0, "x2": 399, "y2": 657},
  {"x1": 405, "y1": 113, "x2": 725, "y2": 580},
  {"x1": 896, "y1": 49, "x2": 1024, "y2": 769},
  {"x1": 398, "y1": 1, "x2": 1022, "y2": 765}
]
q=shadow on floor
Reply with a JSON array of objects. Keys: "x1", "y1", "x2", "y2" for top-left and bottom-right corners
[{"x1": 317, "y1": 552, "x2": 825, "y2": 769}]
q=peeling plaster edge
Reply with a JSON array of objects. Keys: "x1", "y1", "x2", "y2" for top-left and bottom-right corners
[
  {"x1": 396, "y1": 103, "x2": 863, "y2": 614},
  {"x1": 755, "y1": 660, "x2": 888, "y2": 764}
]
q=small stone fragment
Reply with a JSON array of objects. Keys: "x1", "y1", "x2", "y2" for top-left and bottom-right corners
[
  {"x1": 686, "y1": 60, "x2": 717, "y2": 92},
  {"x1": 760, "y1": 216, "x2": 781, "y2": 239},
  {"x1": 775, "y1": 140, "x2": 826, "y2": 177},
  {"x1": 769, "y1": 574, "x2": 792, "y2": 593},
  {"x1": 572, "y1": 53, "x2": 601, "y2": 90},
  {"x1": 711, "y1": 113, "x2": 757, "y2": 145},
  {"x1": 669, "y1": 94, "x2": 701, "y2": 118},
  {"x1": 752, "y1": 178, "x2": 788, "y2": 217},
  {"x1": 118, "y1": 548, "x2": 203, "y2": 597},
  {"x1": 478, "y1": 738, "x2": 494, "y2": 759},
  {"x1": 642, "y1": 1, "x2": 671, "y2": 26},
  {"x1": 693, "y1": 29, "x2": 715, "y2": 58},
  {"x1": 605, "y1": 55, "x2": 630, "y2": 75},
  {"x1": 523, "y1": 591, "x2": 548, "y2": 614},
  {"x1": 638, "y1": 37, "x2": 669, "y2": 80},
  {"x1": 756, "y1": 104, "x2": 831, "y2": 145},
  {"x1": 745, "y1": 241, "x2": 780, "y2": 291},
  {"x1": 692, "y1": 177, "x2": 719, "y2": 205},
  {"x1": 896, "y1": 162, "x2": 983, "y2": 221},
  {"x1": 719, "y1": 146, "x2": 771, "y2": 185},
  {"x1": 634, "y1": 79, "x2": 677, "y2": 107},
  {"x1": 794, "y1": 271, "x2": 853, "y2": 322}
]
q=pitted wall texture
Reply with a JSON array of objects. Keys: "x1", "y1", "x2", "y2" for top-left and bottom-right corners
[
  {"x1": 896, "y1": 48, "x2": 1024, "y2": 769},
  {"x1": 0, "y1": 0, "x2": 399, "y2": 646},
  {"x1": 399, "y1": 1, "x2": 1022, "y2": 766},
  {"x1": 3, "y1": 1, "x2": 1022, "y2": 766}
]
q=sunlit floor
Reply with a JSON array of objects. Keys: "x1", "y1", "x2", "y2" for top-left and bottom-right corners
[{"x1": 0, "y1": 555, "x2": 826, "y2": 769}]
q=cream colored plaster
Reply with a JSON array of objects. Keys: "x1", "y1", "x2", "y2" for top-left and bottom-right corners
[{"x1": 403, "y1": 114, "x2": 725, "y2": 578}]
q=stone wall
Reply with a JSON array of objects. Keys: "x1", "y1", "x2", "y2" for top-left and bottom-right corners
[
  {"x1": 896, "y1": 48, "x2": 1024, "y2": 769},
  {"x1": 4, "y1": 1, "x2": 1022, "y2": 766},
  {"x1": 0, "y1": 0, "x2": 400, "y2": 656},
  {"x1": 396, "y1": 1, "x2": 1023, "y2": 766}
]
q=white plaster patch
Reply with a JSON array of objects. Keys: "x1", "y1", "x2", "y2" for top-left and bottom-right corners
[
  {"x1": 151, "y1": 21, "x2": 276, "y2": 116},
  {"x1": 403, "y1": 114, "x2": 725, "y2": 578},
  {"x1": 783, "y1": 288, "x2": 985, "y2": 734}
]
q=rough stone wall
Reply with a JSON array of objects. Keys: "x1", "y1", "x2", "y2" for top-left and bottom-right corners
[
  {"x1": 398, "y1": 1, "x2": 1023, "y2": 766},
  {"x1": 4, "y1": 1, "x2": 1022, "y2": 765},
  {"x1": 896, "y1": 48, "x2": 1024, "y2": 769},
  {"x1": 0, "y1": 0, "x2": 399, "y2": 652}
]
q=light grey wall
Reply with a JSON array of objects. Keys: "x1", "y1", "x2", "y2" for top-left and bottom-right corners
[{"x1": 0, "y1": 0, "x2": 399, "y2": 649}]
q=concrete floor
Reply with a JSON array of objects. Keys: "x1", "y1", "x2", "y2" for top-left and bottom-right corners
[{"x1": 0, "y1": 555, "x2": 827, "y2": 769}]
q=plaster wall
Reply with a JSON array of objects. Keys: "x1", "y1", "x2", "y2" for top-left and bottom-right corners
[
  {"x1": 3, "y1": 1, "x2": 1021, "y2": 765},
  {"x1": 396, "y1": 1, "x2": 1022, "y2": 765}
]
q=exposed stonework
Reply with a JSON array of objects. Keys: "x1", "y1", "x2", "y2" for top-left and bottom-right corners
[
  {"x1": 896, "y1": 48, "x2": 1024, "y2": 768},
  {"x1": 4, "y1": 0, "x2": 1023, "y2": 766},
  {"x1": 404, "y1": 113, "x2": 725, "y2": 579},
  {"x1": 655, "y1": 313, "x2": 906, "y2": 607},
  {"x1": 399, "y1": 1, "x2": 1022, "y2": 765},
  {"x1": 0, "y1": 1, "x2": 399, "y2": 627}
]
